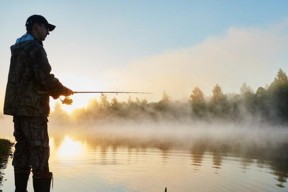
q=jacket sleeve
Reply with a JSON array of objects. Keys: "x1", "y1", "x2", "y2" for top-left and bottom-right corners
[{"x1": 30, "y1": 43, "x2": 68, "y2": 99}]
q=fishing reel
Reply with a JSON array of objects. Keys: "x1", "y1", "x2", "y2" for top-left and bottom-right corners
[{"x1": 61, "y1": 96, "x2": 73, "y2": 105}]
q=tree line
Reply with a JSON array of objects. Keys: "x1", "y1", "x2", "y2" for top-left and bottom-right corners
[{"x1": 52, "y1": 69, "x2": 288, "y2": 124}]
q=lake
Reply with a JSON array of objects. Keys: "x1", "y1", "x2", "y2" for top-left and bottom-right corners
[{"x1": 1, "y1": 119, "x2": 288, "y2": 191}]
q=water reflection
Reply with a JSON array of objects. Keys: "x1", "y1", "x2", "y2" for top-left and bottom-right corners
[
  {"x1": 212, "y1": 152, "x2": 222, "y2": 170},
  {"x1": 1, "y1": 132, "x2": 287, "y2": 191},
  {"x1": 48, "y1": 134, "x2": 288, "y2": 190},
  {"x1": 191, "y1": 153, "x2": 204, "y2": 168},
  {"x1": 54, "y1": 136, "x2": 88, "y2": 160},
  {"x1": 271, "y1": 158, "x2": 288, "y2": 188}
]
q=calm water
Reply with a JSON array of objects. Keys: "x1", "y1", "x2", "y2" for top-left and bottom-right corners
[
  {"x1": 1, "y1": 135, "x2": 288, "y2": 192},
  {"x1": 1, "y1": 120, "x2": 288, "y2": 191}
]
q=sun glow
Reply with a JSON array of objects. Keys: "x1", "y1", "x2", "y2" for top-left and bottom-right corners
[
  {"x1": 55, "y1": 136, "x2": 87, "y2": 159},
  {"x1": 50, "y1": 95, "x2": 95, "y2": 114}
]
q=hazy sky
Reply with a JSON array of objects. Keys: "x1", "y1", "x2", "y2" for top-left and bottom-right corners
[{"x1": 1, "y1": 0, "x2": 288, "y2": 110}]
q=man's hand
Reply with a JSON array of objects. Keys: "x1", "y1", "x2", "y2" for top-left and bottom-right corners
[{"x1": 63, "y1": 87, "x2": 73, "y2": 96}]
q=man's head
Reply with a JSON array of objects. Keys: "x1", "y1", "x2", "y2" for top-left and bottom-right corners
[{"x1": 25, "y1": 15, "x2": 56, "y2": 41}]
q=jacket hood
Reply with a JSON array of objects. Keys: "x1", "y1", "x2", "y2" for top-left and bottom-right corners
[
  {"x1": 15, "y1": 33, "x2": 35, "y2": 45},
  {"x1": 11, "y1": 34, "x2": 39, "y2": 53}
]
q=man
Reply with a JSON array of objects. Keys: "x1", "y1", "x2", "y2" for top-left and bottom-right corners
[{"x1": 3, "y1": 15, "x2": 73, "y2": 192}]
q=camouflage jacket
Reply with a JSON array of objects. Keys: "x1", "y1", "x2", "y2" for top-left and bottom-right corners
[{"x1": 4, "y1": 34, "x2": 68, "y2": 116}]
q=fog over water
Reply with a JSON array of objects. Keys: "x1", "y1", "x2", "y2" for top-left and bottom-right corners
[
  {"x1": 2, "y1": 102, "x2": 288, "y2": 161},
  {"x1": 44, "y1": 115, "x2": 288, "y2": 161},
  {"x1": 1, "y1": 118, "x2": 286, "y2": 153}
]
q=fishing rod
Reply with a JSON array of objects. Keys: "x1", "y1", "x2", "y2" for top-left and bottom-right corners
[
  {"x1": 38, "y1": 90, "x2": 152, "y2": 105},
  {"x1": 73, "y1": 91, "x2": 151, "y2": 94}
]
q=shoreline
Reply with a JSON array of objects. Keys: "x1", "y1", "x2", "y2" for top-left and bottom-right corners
[
  {"x1": 0, "y1": 139, "x2": 13, "y2": 155},
  {"x1": 0, "y1": 138, "x2": 13, "y2": 190}
]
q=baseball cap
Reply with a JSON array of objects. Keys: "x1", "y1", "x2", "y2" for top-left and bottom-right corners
[{"x1": 25, "y1": 15, "x2": 56, "y2": 31}]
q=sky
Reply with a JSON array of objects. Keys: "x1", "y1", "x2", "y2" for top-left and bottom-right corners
[{"x1": 1, "y1": 0, "x2": 288, "y2": 111}]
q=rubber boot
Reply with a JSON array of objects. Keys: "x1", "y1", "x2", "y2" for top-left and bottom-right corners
[
  {"x1": 33, "y1": 172, "x2": 52, "y2": 192},
  {"x1": 15, "y1": 173, "x2": 30, "y2": 192}
]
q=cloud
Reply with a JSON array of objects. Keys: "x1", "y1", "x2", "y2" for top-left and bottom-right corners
[{"x1": 103, "y1": 22, "x2": 288, "y2": 100}]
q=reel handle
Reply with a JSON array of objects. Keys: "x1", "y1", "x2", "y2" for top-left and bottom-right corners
[{"x1": 61, "y1": 96, "x2": 73, "y2": 105}]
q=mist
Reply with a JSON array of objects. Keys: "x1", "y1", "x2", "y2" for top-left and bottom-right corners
[
  {"x1": 2, "y1": 103, "x2": 288, "y2": 163},
  {"x1": 45, "y1": 114, "x2": 288, "y2": 162}
]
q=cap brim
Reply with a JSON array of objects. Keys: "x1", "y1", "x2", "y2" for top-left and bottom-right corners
[{"x1": 48, "y1": 24, "x2": 56, "y2": 31}]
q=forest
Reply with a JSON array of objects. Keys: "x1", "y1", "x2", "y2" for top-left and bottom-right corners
[{"x1": 52, "y1": 69, "x2": 288, "y2": 125}]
